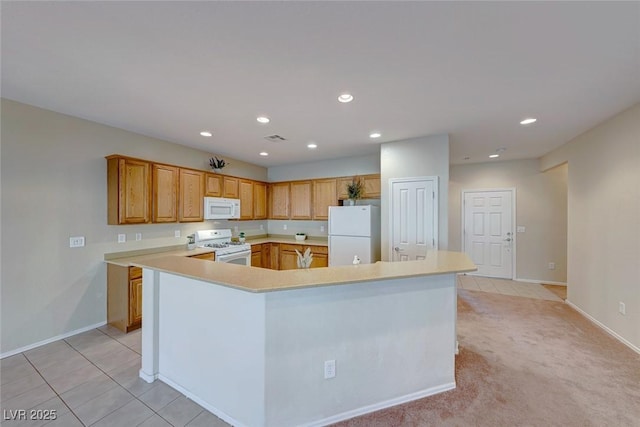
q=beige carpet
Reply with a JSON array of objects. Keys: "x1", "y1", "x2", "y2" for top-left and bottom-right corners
[{"x1": 333, "y1": 289, "x2": 640, "y2": 427}]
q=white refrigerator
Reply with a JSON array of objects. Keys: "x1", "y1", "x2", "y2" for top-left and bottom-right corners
[{"x1": 328, "y1": 205, "x2": 381, "y2": 266}]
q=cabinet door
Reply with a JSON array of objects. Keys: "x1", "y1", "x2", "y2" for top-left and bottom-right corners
[
  {"x1": 311, "y1": 253, "x2": 328, "y2": 268},
  {"x1": 279, "y1": 249, "x2": 300, "y2": 270},
  {"x1": 290, "y1": 181, "x2": 312, "y2": 220},
  {"x1": 224, "y1": 176, "x2": 239, "y2": 198},
  {"x1": 179, "y1": 169, "x2": 204, "y2": 222},
  {"x1": 313, "y1": 179, "x2": 337, "y2": 220},
  {"x1": 239, "y1": 179, "x2": 254, "y2": 220},
  {"x1": 108, "y1": 157, "x2": 151, "y2": 224},
  {"x1": 253, "y1": 182, "x2": 267, "y2": 219},
  {"x1": 270, "y1": 243, "x2": 280, "y2": 270},
  {"x1": 152, "y1": 164, "x2": 178, "y2": 223},
  {"x1": 189, "y1": 252, "x2": 215, "y2": 261},
  {"x1": 362, "y1": 174, "x2": 381, "y2": 198},
  {"x1": 251, "y1": 251, "x2": 262, "y2": 267},
  {"x1": 205, "y1": 173, "x2": 223, "y2": 197},
  {"x1": 261, "y1": 243, "x2": 271, "y2": 269},
  {"x1": 269, "y1": 183, "x2": 290, "y2": 219},
  {"x1": 337, "y1": 177, "x2": 353, "y2": 200},
  {"x1": 129, "y1": 277, "x2": 143, "y2": 326}
]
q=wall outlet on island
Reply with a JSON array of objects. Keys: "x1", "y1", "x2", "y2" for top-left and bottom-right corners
[{"x1": 324, "y1": 360, "x2": 336, "y2": 379}]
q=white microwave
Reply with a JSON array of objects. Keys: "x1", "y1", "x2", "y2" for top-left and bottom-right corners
[{"x1": 204, "y1": 197, "x2": 240, "y2": 220}]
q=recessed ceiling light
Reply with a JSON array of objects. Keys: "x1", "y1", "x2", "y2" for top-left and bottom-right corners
[
  {"x1": 200, "y1": 131, "x2": 212, "y2": 137},
  {"x1": 307, "y1": 143, "x2": 317, "y2": 149},
  {"x1": 259, "y1": 152, "x2": 269, "y2": 156},
  {"x1": 337, "y1": 93, "x2": 354, "y2": 103},
  {"x1": 257, "y1": 116, "x2": 270, "y2": 124},
  {"x1": 369, "y1": 132, "x2": 381, "y2": 139},
  {"x1": 520, "y1": 118, "x2": 537, "y2": 125},
  {"x1": 489, "y1": 154, "x2": 500, "y2": 158}
]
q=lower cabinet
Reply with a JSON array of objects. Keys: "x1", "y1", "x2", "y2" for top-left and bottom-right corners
[
  {"x1": 278, "y1": 244, "x2": 328, "y2": 270},
  {"x1": 251, "y1": 244, "x2": 262, "y2": 267},
  {"x1": 188, "y1": 252, "x2": 215, "y2": 261},
  {"x1": 107, "y1": 265, "x2": 143, "y2": 333}
]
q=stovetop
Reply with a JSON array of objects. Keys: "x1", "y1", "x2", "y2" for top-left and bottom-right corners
[{"x1": 194, "y1": 229, "x2": 251, "y2": 254}]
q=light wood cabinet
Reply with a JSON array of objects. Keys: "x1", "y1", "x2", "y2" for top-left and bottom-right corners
[
  {"x1": 251, "y1": 244, "x2": 262, "y2": 268},
  {"x1": 152, "y1": 164, "x2": 178, "y2": 223},
  {"x1": 205, "y1": 173, "x2": 223, "y2": 197},
  {"x1": 278, "y1": 244, "x2": 328, "y2": 270},
  {"x1": 107, "y1": 156, "x2": 151, "y2": 224},
  {"x1": 253, "y1": 182, "x2": 267, "y2": 219},
  {"x1": 362, "y1": 174, "x2": 381, "y2": 198},
  {"x1": 269, "y1": 182, "x2": 290, "y2": 219},
  {"x1": 239, "y1": 179, "x2": 254, "y2": 220},
  {"x1": 223, "y1": 176, "x2": 239, "y2": 198},
  {"x1": 189, "y1": 252, "x2": 215, "y2": 261},
  {"x1": 107, "y1": 264, "x2": 143, "y2": 333},
  {"x1": 179, "y1": 169, "x2": 205, "y2": 222},
  {"x1": 290, "y1": 181, "x2": 312, "y2": 220},
  {"x1": 337, "y1": 177, "x2": 353, "y2": 200},
  {"x1": 270, "y1": 243, "x2": 280, "y2": 270},
  {"x1": 262, "y1": 243, "x2": 271, "y2": 269},
  {"x1": 313, "y1": 179, "x2": 337, "y2": 220}
]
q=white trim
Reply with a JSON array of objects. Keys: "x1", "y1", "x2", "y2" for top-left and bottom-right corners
[
  {"x1": 461, "y1": 188, "x2": 516, "y2": 279},
  {"x1": 303, "y1": 382, "x2": 456, "y2": 427},
  {"x1": 389, "y1": 176, "x2": 439, "y2": 261},
  {"x1": 159, "y1": 374, "x2": 250, "y2": 427},
  {"x1": 565, "y1": 300, "x2": 640, "y2": 355},
  {"x1": 0, "y1": 321, "x2": 107, "y2": 359},
  {"x1": 515, "y1": 278, "x2": 567, "y2": 286}
]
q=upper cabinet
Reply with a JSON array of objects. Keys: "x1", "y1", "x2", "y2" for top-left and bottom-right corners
[
  {"x1": 107, "y1": 156, "x2": 151, "y2": 225},
  {"x1": 269, "y1": 182, "x2": 290, "y2": 219},
  {"x1": 337, "y1": 177, "x2": 352, "y2": 200},
  {"x1": 152, "y1": 164, "x2": 178, "y2": 223},
  {"x1": 205, "y1": 173, "x2": 223, "y2": 197},
  {"x1": 290, "y1": 181, "x2": 312, "y2": 220},
  {"x1": 312, "y1": 179, "x2": 337, "y2": 220},
  {"x1": 223, "y1": 176, "x2": 239, "y2": 198},
  {"x1": 238, "y1": 179, "x2": 254, "y2": 220},
  {"x1": 362, "y1": 174, "x2": 381, "y2": 198},
  {"x1": 254, "y1": 181, "x2": 267, "y2": 220},
  {"x1": 178, "y1": 168, "x2": 204, "y2": 222}
]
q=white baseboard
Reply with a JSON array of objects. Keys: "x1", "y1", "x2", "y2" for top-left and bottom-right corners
[
  {"x1": 565, "y1": 300, "x2": 640, "y2": 355},
  {"x1": 515, "y1": 278, "x2": 567, "y2": 286},
  {"x1": 0, "y1": 321, "x2": 107, "y2": 359},
  {"x1": 160, "y1": 373, "x2": 454, "y2": 427}
]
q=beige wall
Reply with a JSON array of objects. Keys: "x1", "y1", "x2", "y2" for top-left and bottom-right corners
[
  {"x1": 381, "y1": 135, "x2": 449, "y2": 261},
  {"x1": 0, "y1": 99, "x2": 268, "y2": 355},
  {"x1": 540, "y1": 103, "x2": 640, "y2": 351},
  {"x1": 449, "y1": 160, "x2": 568, "y2": 283},
  {"x1": 267, "y1": 153, "x2": 380, "y2": 182}
]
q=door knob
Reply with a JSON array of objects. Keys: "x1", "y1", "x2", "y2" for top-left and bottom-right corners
[
  {"x1": 394, "y1": 247, "x2": 404, "y2": 252},
  {"x1": 504, "y1": 238, "x2": 512, "y2": 242}
]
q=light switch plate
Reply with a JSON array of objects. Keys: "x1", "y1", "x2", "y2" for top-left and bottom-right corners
[
  {"x1": 517, "y1": 226, "x2": 526, "y2": 233},
  {"x1": 69, "y1": 236, "x2": 85, "y2": 248}
]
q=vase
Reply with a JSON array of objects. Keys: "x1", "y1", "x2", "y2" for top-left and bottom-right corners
[
  {"x1": 346, "y1": 199, "x2": 355, "y2": 206},
  {"x1": 212, "y1": 168, "x2": 223, "y2": 174}
]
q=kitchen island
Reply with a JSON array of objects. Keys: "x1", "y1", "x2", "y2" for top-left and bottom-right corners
[{"x1": 134, "y1": 251, "x2": 475, "y2": 427}]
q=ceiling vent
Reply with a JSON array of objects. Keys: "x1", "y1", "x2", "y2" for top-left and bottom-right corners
[{"x1": 264, "y1": 134, "x2": 287, "y2": 142}]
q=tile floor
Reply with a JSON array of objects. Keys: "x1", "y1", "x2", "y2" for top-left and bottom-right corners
[
  {"x1": 457, "y1": 274, "x2": 564, "y2": 302},
  {"x1": 1, "y1": 325, "x2": 230, "y2": 427},
  {"x1": 1, "y1": 277, "x2": 564, "y2": 426}
]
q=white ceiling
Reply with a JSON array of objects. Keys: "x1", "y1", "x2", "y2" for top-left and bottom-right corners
[{"x1": 2, "y1": 2, "x2": 639, "y2": 167}]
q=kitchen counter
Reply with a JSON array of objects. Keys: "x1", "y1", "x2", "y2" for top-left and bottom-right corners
[
  {"x1": 139, "y1": 250, "x2": 475, "y2": 426},
  {"x1": 246, "y1": 235, "x2": 328, "y2": 247},
  {"x1": 104, "y1": 246, "x2": 216, "y2": 267},
  {"x1": 132, "y1": 250, "x2": 475, "y2": 293}
]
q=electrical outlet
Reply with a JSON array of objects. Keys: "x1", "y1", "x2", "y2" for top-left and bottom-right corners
[
  {"x1": 283, "y1": 224, "x2": 288, "y2": 230},
  {"x1": 174, "y1": 230, "x2": 181, "y2": 238},
  {"x1": 320, "y1": 225, "x2": 325, "y2": 232},
  {"x1": 136, "y1": 233, "x2": 142, "y2": 241},
  {"x1": 234, "y1": 226, "x2": 238, "y2": 233},
  {"x1": 619, "y1": 302, "x2": 626, "y2": 315},
  {"x1": 69, "y1": 236, "x2": 85, "y2": 248},
  {"x1": 260, "y1": 224, "x2": 264, "y2": 230},
  {"x1": 324, "y1": 360, "x2": 336, "y2": 379},
  {"x1": 548, "y1": 262, "x2": 555, "y2": 270},
  {"x1": 118, "y1": 234, "x2": 126, "y2": 243}
]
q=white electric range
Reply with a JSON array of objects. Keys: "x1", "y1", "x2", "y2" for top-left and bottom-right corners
[{"x1": 194, "y1": 229, "x2": 251, "y2": 266}]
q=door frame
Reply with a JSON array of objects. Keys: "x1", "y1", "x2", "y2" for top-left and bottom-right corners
[
  {"x1": 389, "y1": 176, "x2": 439, "y2": 261},
  {"x1": 461, "y1": 188, "x2": 516, "y2": 279}
]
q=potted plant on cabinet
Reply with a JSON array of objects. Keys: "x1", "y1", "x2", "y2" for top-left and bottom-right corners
[
  {"x1": 346, "y1": 178, "x2": 364, "y2": 206},
  {"x1": 209, "y1": 156, "x2": 228, "y2": 173}
]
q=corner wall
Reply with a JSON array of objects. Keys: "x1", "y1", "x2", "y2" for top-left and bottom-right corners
[
  {"x1": 380, "y1": 135, "x2": 449, "y2": 261},
  {"x1": 540, "y1": 103, "x2": 640, "y2": 351},
  {"x1": 0, "y1": 99, "x2": 268, "y2": 355},
  {"x1": 449, "y1": 159, "x2": 568, "y2": 283}
]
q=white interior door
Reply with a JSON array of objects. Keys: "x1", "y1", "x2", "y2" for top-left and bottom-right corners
[
  {"x1": 390, "y1": 177, "x2": 438, "y2": 261},
  {"x1": 462, "y1": 189, "x2": 514, "y2": 279}
]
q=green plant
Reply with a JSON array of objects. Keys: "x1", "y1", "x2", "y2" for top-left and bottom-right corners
[
  {"x1": 346, "y1": 178, "x2": 364, "y2": 200},
  {"x1": 209, "y1": 156, "x2": 227, "y2": 170}
]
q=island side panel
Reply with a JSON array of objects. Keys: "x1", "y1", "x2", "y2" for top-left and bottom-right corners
[
  {"x1": 264, "y1": 273, "x2": 456, "y2": 427},
  {"x1": 151, "y1": 272, "x2": 267, "y2": 427}
]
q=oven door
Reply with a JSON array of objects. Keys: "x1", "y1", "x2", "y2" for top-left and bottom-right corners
[{"x1": 215, "y1": 249, "x2": 251, "y2": 266}]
